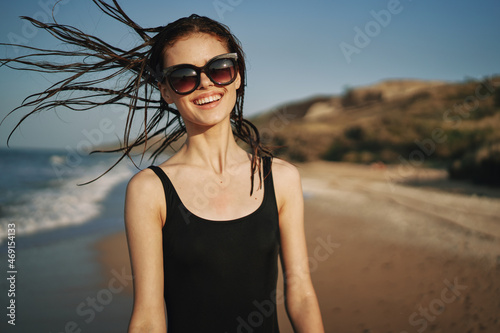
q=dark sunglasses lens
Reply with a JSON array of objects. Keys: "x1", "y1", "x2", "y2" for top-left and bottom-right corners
[
  {"x1": 169, "y1": 68, "x2": 198, "y2": 93},
  {"x1": 209, "y1": 59, "x2": 236, "y2": 84}
]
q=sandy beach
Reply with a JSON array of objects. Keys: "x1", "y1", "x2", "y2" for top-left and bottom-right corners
[{"x1": 94, "y1": 160, "x2": 500, "y2": 333}]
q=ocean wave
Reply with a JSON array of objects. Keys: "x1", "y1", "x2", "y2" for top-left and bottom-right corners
[{"x1": 0, "y1": 159, "x2": 134, "y2": 244}]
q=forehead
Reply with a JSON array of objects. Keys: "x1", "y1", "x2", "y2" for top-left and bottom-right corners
[{"x1": 163, "y1": 33, "x2": 229, "y2": 68}]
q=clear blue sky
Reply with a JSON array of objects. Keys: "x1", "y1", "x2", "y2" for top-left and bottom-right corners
[{"x1": 1, "y1": 0, "x2": 499, "y2": 149}]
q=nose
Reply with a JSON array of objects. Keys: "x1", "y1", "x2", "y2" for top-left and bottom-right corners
[{"x1": 198, "y1": 71, "x2": 213, "y2": 90}]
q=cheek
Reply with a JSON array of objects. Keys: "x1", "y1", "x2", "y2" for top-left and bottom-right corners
[
  {"x1": 225, "y1": 90, "x2": 238, "y2": 112},
  {"x1": 159, "y1": 83, "x2": 174, "y2": 104},
  {"x1": 172, "y1": 98, "x2": 192, "y2": 112}
]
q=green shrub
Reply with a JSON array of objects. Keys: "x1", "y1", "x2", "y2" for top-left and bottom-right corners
[
  {"x1": 494, "y1": 87, "x2": 500, "y2": 108},
  {"x1": 448, "y1": 143, "x2": 500, "y2": 185},
  {"x1": 344, "y1": 126, "x2": 364, "y2": 141}
]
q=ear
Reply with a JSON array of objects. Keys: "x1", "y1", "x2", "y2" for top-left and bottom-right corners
[
  {"x1": 235, "y1": 72, "x2": 242, "y2": 90},
  {"x1": 158, "y1": 82, "x2": 174, "y2": 104}
]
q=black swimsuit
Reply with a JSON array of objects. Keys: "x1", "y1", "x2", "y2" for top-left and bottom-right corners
[{"x1": 148, "y1": 156, "x2": 280, "y2": 332}]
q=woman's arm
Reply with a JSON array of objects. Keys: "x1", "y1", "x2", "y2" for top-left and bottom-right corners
[
  {"x1": 125, "y1": 169, "x2": 167, "y2": 333},
  {"x1": 273, "y1": 159, "x2": 324, "y2": 332}
]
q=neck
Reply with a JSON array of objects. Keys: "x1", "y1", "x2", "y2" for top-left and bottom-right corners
[{"x1": 181, "y1": 118, "x2": 246, "y2": 174}]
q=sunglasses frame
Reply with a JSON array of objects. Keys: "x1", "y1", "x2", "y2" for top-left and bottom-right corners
[{"x1": 162, "y1": 53, "x2": 239, "y2": 95}]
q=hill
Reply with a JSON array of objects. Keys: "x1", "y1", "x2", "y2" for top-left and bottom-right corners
[{"x1": 251, "y1": 76, "x2": 500, "y2": 186}]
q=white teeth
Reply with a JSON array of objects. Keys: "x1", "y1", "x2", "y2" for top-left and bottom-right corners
[{"x1": 194, "y1": 94, "x2": 222, "y2": 105}]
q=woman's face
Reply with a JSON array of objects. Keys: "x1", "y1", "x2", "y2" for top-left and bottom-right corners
[{"x1": 159, "y1": 33, "x2": 241, "y2": 130}]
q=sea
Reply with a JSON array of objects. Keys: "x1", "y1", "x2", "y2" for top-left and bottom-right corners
[
  {"x1": 0, "y1": 147, "x2": 139, "y2": 332},
  {"x1": 0, "y1": 147, "x2": 137, "y2": 246}
]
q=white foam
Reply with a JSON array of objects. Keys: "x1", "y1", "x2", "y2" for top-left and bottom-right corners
[{"x1": 0, "y1": 162, "x2": 134, "y2": 243}]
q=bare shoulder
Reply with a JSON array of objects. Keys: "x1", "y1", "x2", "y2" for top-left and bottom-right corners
[
  {"x1": 125, "y1": 167, "x2": 167, "y2": 228},
  {"x1": 126, "y1": 167, "x2": 162, "y2": 196},
  {"x1": 270, "y1": 157, "x2": 302, "y2": 211},
  {"x1": 271, "y1": 157, "x2": 301, "y2": 186},
  {"x1": 126, "y1": 168, "x2": 165, "y2": 214}
]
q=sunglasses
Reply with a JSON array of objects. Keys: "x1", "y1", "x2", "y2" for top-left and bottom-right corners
[{"x1": 162, "y1": 53, "x2": 239, "y2": 95}]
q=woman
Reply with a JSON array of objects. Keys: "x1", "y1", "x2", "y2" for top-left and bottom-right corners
[
  {"x1": 126, "y1": 15, "x2": 323, "y2": 332},
  {"x1": 1, "y1": 2, "x2": 323, "y2": 332}
]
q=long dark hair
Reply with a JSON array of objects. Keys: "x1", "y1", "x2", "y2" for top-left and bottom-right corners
[{"x1": 0, "y1": 0, "x2": 271, "y2": 194}]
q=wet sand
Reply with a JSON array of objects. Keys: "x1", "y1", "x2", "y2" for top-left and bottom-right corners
[{"x1": 96, "y1": 161, "x2": 500, "y2": 332}]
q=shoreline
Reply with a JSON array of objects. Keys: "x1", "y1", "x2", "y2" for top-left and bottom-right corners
[
  {"x1": 93, "y1": 160, "x2": 500, "y2": 332},
  {"x1": 0, "y1": 176, "x2": 132, "y2": 333}
]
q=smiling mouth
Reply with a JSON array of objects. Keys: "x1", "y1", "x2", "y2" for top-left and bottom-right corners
[{"x1": 193, "y1": 94, "x2": 222, "y2": 106}]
